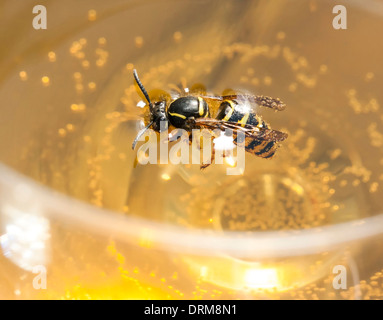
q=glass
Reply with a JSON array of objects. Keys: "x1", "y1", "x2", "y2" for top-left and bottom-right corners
[{"x1": 0, "y1": 0, "x2": 383, "y2": 299}]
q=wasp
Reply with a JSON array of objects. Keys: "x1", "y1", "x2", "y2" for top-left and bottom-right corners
[{"x1": 132, "y1": 69, "x2": 288, "y2": 168}]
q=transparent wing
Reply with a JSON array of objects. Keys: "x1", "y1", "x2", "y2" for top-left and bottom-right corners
[
  {"x1": 200, "y1": 94, "x2": 286, "y2": 111},
  {"x1": 190, "y1": 118, "x2": 288, "y2": 142}
]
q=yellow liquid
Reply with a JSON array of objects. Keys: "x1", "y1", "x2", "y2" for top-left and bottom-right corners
[{"x1": 1, "y1": 0, "x2": 383, "y2": 299}]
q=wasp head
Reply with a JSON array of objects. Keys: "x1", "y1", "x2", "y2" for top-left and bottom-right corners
[
  {"x1": 132, "y1": 70, "x2": 170, "y2": 149},
  {"x1": 151, "y1": 101, "x2": 168, "y2": 132}
]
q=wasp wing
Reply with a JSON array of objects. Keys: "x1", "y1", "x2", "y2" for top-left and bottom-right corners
[
  {"x1": 189, "y1": 118, "x2": 287, "y2": 158},
  {"x1": 190, "y1": 118, "x2": 288, "y2": 142},
  {"x1": 200, "y1": 94, "x2": 286, "y2": 111}
]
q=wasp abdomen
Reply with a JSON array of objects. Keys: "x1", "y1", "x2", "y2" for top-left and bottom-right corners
[
  {"x1": 218, "y1": 100, "x2": 278, "y2": 159},
  {"x1": 241, "y1": 137, "x2": 278, "y2": 159},
  {"x1": 216, "y1": 100, "x2": 267, "y2": 128}
]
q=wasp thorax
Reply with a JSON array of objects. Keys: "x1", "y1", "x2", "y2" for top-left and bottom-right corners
[{"x1": 167, "y1": 96, "x2": 209, "y2": 129}]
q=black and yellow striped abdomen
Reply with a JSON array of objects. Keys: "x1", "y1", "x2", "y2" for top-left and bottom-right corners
[
  {"x1": 216, "y1": 100, "x2": 278, "y2": 158},
  {"x1": 243, "y1": 137, "x2": 277, "y2": 159}
]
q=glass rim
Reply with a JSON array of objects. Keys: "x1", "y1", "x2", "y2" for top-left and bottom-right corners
[{"x1": 1, "y1": 163, "x2": 382, "y2": 259}]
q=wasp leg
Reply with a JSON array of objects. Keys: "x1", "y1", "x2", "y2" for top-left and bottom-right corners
[
  {"x1": 188, "y1": 129, "x2": 213, "y2": 170},
  {"x1": 201, "y1": 143, "x2": 235, "y2": 169},
  {"x1": 168, "y1": 129, "x2": 184, "y2": 142},
  {"x1": 189, "y1": 130, "x2": 205, "y2": 168},
  {"x1": 200, "y1": 149, "x2": 223, "y2": 169},
  {"x1": 190, "y1": 83, "x2": 207, "y2": 95},
  {"x1": 168, "y1": 77, "x2": 189, "y2": 96},
  {"x1": 200, "y1": 145, "x2": 216, "y2": 170},
  {"x1": 188, "y1": 132, "x2": 195, "y2": 145}
]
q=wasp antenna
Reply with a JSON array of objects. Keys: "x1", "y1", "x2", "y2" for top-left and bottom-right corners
[
  {"x1": 133, "y1": 69, "x2": 153, "y2": 110},
  {"x1": 132, "y1": 121, "x2": 154, "y2": 150}
]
